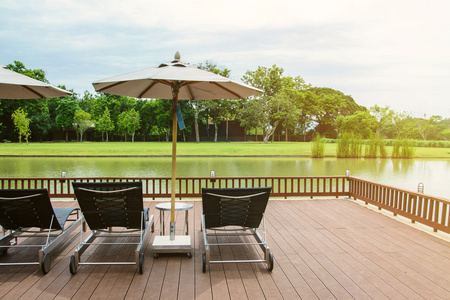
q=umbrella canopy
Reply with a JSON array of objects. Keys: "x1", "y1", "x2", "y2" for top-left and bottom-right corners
[
  {"x1": 0, "y1": 64, "x2": 72, "y2": 99},
  {"x1": 93, "y1": 52, "x2": 262, "y2": 240},
  {"x1": 93, "y1": 52, "x2": 261, "y2": 100}
]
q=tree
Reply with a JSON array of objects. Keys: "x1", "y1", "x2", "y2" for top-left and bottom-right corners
[
  {"x1": 6, "y1": 61, "x2": 48, "y2": 83},
  {"x1": 236, "y1": 98, "x2": 263, "y2": 140},
  {"x1": 205, "y1": 100, "x2": 225, "y2": 142},
  {"x1": 78, "y1": 91, "x2": 95, "y2": 113},
  {"x1": 154, "y1": 99, "x2": 173, "y2": 142},
  {"x1": 140, "y1": 101, "x2": 158, "y2": 141},
  {"x1": 369, "y1": 105, "x2": 395, "y2": 138},
  {"x1": 309, "y1": 87, "x2": 363, "y2": 138},
  {"x1": 440, "y1": 128, "x2": 450, "y2": 140},
  {"x1": 241, "y1": 65, "x2": 310, "y2": 143},
  {"x1": 11, "y1": 108, "x2": 31, "y2": 144},
  {"x1": 220, "y1": 99, "x2": 239, "y2": 142},
  {"x1": 295, "y1": 89, "x2": 320, "y2": 141},
  {"x1": 198, "y1": 60, "x2": 232, "y2": 142},
  {"x1": 193, "y1": 102, "x2": 204, "y2": 143},
  {"x1": 178, "y1": 100, "x2": 196, "y2": 142},
  {"x1": 55, "y1": 97, "x2": 79, "y2": 142},
  {"x1": 95, "y1": 107, "x2": 115, "y2": 142},
  {"x1": 28, "y1": 101, "x2": 51, "y2": 142},
  {"x1": 117, "y1": 109, "x2": 140, "y2": 142},
  {"x1": 90, "y1": 94, "x2": 122, "y2": 139},
  {"x1": 416, "y1": 115, "x2": 444, "y2": 140},
  {"x1": 438, "y1": 117, "x2": 450, "y2": 140},
  {"x1": 73, "y1": 110, "x2": 93, "y2": 142},
  {"x1": 392, "y1": 111, "x2": 416, "y2": 138},
  {"x1": 275, "y1": 87, "x2": 303, "y2": 141},
  {"x1": 335, "y1": 110, "x2": 377, "y2": 138}
]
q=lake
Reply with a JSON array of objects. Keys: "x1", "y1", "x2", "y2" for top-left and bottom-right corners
[{"x1": 1, "y1": 157, "x2": 449, "y2": 199}]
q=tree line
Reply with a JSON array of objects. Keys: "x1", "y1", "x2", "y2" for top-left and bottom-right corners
[{"x1": 2, "y1": 61, "x2": 450, "y2": 143}]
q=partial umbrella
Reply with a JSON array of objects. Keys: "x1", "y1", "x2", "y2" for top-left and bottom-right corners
[{"x1": 0, "y1": 64, "x2": 71, "y2": 99}]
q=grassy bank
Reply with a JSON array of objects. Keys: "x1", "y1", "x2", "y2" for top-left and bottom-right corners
[{"x1": 0, "y1": 141, "x2": 449, "y2": 158}]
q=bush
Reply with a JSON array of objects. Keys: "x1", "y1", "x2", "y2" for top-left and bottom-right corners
[
  {"x1": 311, "y1": 133, "x2": 325, "y2": 158},
  {"x1": 391, "y1": 138, "x2": 415, "y2": 158},
  {"x1": 379, "y1": 141, "x2": 387, "y2": 158},
  {"x1": 364, "y1": 134, "x2": 387, "y2": 158},
  {"x1": 391, "y1": 139, "x2": 402, "y2": 158},
  {"x1": 337, "y1": 133, "x2": 350, "y2": 158},
  {"x1": 410, "y1": 140, "x2": 450, "y2": 148},
  {"x1": 337, "y1": 132, "x2": 362, "y2": 158},
  {"x1": 401, "y1": 139, "x2": 415, "y2": 158},
  {"x1": 365, "y1": 139, "x2": 378, "y2": 158}
]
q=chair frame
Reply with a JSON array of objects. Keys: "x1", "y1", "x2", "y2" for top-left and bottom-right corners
[
  {"x1": 201, "y1": 187, "x2": 273, "y2": 272},
  {"x1": 70, "y1": 181, "x2": 154, "y2": 275},
  {"x1": 0, "y1": 189, "x2": 82, "y2": 274}
]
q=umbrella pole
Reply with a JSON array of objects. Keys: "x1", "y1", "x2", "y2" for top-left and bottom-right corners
[
  {"x1": 152, "y1": 87, "x2": 191, "y2": 255},
  {"x1": 170, "y1": 89, "x2": 179, "y2": 241}
]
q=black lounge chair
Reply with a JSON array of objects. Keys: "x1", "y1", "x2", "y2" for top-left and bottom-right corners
[
  {"x1": 201, "y1": 187, "x2": 274, "y2": 272},
  {"x1": 0, "y1": 189, "x2": 82, "y2": 274},
  {"x1": 70, "y1": 181, "x2": 154, "y2": 274}
]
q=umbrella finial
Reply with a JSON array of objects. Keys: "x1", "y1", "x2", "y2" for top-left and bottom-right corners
[{"x1": 174, "y1": 51, "x2": 181, "y2": 62}]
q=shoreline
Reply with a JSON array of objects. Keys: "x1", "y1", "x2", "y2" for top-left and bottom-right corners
[
  {"x1": 0, "y1": 155, "x2": 448, "y2": 159},
  {"x1": 0, "y1": 154, "x2": 315, "y2": 158}
]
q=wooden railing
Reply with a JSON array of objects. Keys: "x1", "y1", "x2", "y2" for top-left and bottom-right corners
[
  {"x1": 348, "y1": 176, "x2": 450, "y2": 234},
  {"x1": 0, "y1": 175, "x2": 448, "y2": 234},
  {"x1": 0, "y1": 176, "x2": 349, "y2": 199}
]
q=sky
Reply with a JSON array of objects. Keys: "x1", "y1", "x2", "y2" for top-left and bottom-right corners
[{"x1": 1, "y1": 0, "x2": 449, "y2": 118}]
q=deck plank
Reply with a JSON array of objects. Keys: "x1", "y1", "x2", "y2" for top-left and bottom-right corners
[
  {"x1": 193, "y1": 203, "x2": 213, "y2": 300},
  {"x1": 0, "y1": 199, "x2": 449, "y2": 299}
]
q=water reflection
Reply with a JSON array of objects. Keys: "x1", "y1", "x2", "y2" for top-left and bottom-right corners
[{"x1": 0, "y1": 157, "x2": 448, "y2": 199}]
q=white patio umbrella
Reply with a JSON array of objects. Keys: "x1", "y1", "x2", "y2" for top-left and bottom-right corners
[
  {"x1": 0, "y1": 64, "x2": 71, "y2": 99},
  {"x1": 93, "y1": 52, "x2": 262, "y2": 244}
]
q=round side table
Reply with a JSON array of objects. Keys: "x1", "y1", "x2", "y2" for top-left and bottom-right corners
[{"x1": 155, "y1": 202, "x2": 193, "y2": 236}]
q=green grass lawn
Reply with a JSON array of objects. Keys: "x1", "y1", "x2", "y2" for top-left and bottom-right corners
[{"x1": 0, "y1": 141, "x2": 449, "y2": 158}]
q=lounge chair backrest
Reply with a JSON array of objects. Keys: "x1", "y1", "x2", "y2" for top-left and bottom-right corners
[
  {"x1": 72, "y1": 181, "x2": 145, "y2": 230},
  {"x1": 202, "y1": 187, "x2": 272, "y2": 229},
  {"x1": 0, "y1": 189, "x2": 62, "y2": 230}
]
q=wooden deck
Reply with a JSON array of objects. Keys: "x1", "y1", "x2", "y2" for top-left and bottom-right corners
[{"x1": 0, "y1": 198, "x2": 449, "y2": 299}]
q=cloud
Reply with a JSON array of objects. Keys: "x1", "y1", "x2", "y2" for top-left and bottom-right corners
[{"x1": 1, "y1": 0, "x2": 449, "y2": 117}]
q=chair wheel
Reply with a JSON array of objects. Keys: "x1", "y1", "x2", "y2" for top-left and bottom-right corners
[
  {"x1": 153, "y1": 253, "x2": 159, "y2": 259},
  {"x1": 187, "y1": 252, "x2": 192, "y2": 258},
  {"x1": 69, "y1": 254, "x2": 77, "y2": 275},
  {"x1": 202, "y1": 252, "x2": 206, "y2": 273},
  {"x1": 41, "y1": 253, "x2": 51, "y2": 274},
  {"x1": 138, "y1": 252, "x2": 144, "y2": 274},
  {"x1": 267, "y1": 251, "x2": 274, "y2": 272}
]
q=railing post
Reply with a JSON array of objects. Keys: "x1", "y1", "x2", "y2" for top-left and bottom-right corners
[
  {"x1": 345, "y1": 170, "x2": 353, "y2": 200},
  {"x1": 210, "y1": 171, "x2": 216, "y2": 188},
  {"x1": 418, "y1": 182, "x2": 424, "y2": 193}
]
